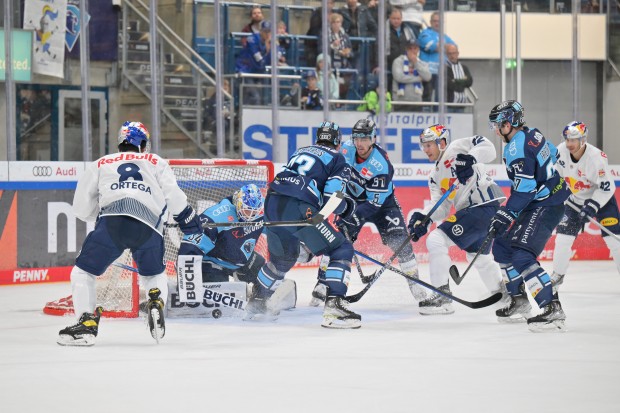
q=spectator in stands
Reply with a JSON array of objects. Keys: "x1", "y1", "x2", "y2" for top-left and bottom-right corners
[
  {"x1": 306, "y1": 0, "x2": 341, "y2": 67},
  {"x1": 386, "y1": 7, "x2": 416, "y2": 91},
  {"x1": 357, "y1": 74, "x2": 392, "y2": 114},
  {"x1": 202, "y1": 79, "x2": 233, "y2": 137},
  {"x1": 391, "y1": 39, "x2": 431, "y2": 111},
  {"x1": 277, "y1": 21, "x2": 291, "y2": 56},
  {"x1": 389, "y1": 0, "x2": 425, "y2": 38},
  {"x1": 340, "y1": 0, "x2": 379, "y2": 81},
  {"x1": 582, "y1": 0, "x2": 600, "y2": 13},
  {"x1": 320, "y1": 13, "x2": 354, "y2": 99},
  {"x1": 445, "y1": 44, "x2": 473, "y2": 112},
  {"x1": 241, "y1": 5, "x2": 264, "y2": 47},
  {"x1": 316, "y1": 53, "x2": 340, "y2": 105},
  {"x1": 302, "y1": 70, "x2": 323, "y2": 110},
  {"x1": 235, "y1": 21, "x2": 273, "y2": 105},
  {"x1": 418, "y1": 11, "x2": 456, "y2": 102}
]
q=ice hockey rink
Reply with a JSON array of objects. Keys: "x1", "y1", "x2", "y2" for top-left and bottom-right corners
[{"x1": 1, "y1": 260, "x2": 619, "y2": 413}]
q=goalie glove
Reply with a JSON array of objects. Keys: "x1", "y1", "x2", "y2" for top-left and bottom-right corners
[{"x1": 174, "y1": 205, "x2": 202, "y2": 235}]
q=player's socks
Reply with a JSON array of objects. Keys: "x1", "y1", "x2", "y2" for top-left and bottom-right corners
[{"x1": 57, "y1": 306, "x2": 103, "y2": 346}]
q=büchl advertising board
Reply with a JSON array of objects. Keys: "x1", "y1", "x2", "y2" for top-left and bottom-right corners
[
  {"x1": 241, "y1": 109, "x2": 474, "y2": 163},
  {"x1": 1, "y1": 161, "x2": 619, "y2": 286}
]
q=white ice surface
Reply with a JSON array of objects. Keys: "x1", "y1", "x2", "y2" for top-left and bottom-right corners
[{"x1": 1, "y1": 261, "x2": 619, "y2": 413}]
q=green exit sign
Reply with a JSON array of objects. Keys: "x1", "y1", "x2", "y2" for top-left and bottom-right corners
[{"x1": 0, "y1": 30, "x2": 34, "y2": 82}]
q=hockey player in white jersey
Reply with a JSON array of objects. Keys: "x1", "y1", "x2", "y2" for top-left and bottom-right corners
[
  {"x1": 552, "y1": 121, "x2": 620, "y2": 298},
  {"x1": 57, "y1": 121, "x2": 203, "y2": 346},
  {"x1": 408, "y1": 124, "x2": 506, "y2": 315}
]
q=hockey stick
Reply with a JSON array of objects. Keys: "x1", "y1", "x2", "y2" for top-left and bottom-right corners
[
  {"x1": 345, "y1": 183, "x2": 458, "y2": 303},
  {"x1": 342, "y1": 226, "x2": 372, "y2": 284},
  {"x1": 200, "y1": 191, "x2": 345, "y2": 228},
  {"x1": 566, "y1": 199, "x2": 620, "y2": 242},
  {"x1": 448, "y1": 228, "x2": 496, "y2": 285},
  {"x1": 353, "y1": 250, "x2": 503, "y2": 309}
]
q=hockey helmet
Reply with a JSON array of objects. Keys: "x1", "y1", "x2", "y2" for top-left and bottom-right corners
[
  {"x1": 420, "y1": 124, "x2": 450, "y2": 146},
  {"x1": 316, "y1": 121, "x2": 343, "y2": 147},
  {"x1": 233, "y1": 184, "x2": 264, "y2": 222},
  {"x1": 351, "y1": 118, "x2": 377, "y2": 141},
  {"x1": 562, "y1": 121, "x2": 588, "y2": 143},
  {"x1": 118, "y1": 121, "x2": 151, "y2": 152},
  {"x1": 488, "y1": 100, "x2": 525, "y2": 130}
]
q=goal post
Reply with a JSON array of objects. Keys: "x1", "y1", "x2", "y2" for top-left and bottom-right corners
[{"x1": 43, "y1": 159, "x2": 274, "y2": 318}]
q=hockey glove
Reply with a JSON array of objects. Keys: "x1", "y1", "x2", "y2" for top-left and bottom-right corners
[
  {"x1": 174, "y1": 205, "x2": 203, "y2": 235},
  {"x1": 408, "y1": 211, "x2": 431, "y2": 242},
  {"x1": 489, "y1": 207, "x2": 516, "y2": 237},
  {"x1": 455, "y1": 154, "x2": 477, "y2": 185},
  {"x1": 579, "y1": 199, "x2": 600, "y2": 224},
  {"x1": 336, "y1": 195, "x2": 361, "y2": 227}
]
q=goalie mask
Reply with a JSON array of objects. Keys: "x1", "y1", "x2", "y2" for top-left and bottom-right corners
[
  {"x1": 233, "y1": 184, "x2": 264, "y2": 222},
  {"x1": 118, "y1": 121, "x2": 151, "y2": 153},
  {"x1": 562, "y1": 121, "x2": 588, "y2": 146}
]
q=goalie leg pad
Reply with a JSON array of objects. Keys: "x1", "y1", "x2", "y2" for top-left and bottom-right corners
[{"x1": 268, "y1": 279, "x2": 297, "y2": 312}]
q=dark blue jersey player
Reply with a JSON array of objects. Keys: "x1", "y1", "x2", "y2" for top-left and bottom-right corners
[
  {"x1": 310, "y1": 119, "x2": 425, "y2": 307},
  {"x1": 488, "y1": 100, "x2": 570, "y2": 332},
  {"x1": 248, "y1": 121, "x2": 361, "y2": 329}
]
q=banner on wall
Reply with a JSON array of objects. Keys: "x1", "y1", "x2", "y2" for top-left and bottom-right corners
[
  {"x1": 0, "y1": 30, "x2": 34, "y2": 82},
  {"x1": 241, "y1": 109, "x2": 473, "y2": 163},
  {"x1": 1, "y1": 161, "x2": 620, "y2": 285},
  {"x1": 66, "y1": 0, "x2": 119, "y2": 61},
  {"x1": 23, "y1": 0, "x2": 67, "y2": 78}
]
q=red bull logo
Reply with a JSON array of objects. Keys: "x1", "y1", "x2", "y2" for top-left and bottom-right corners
[
  {"x1": 565, "y1": 177, "x2": 591, "y2": 193},
  {"x1": 441, "y1": 178, "x2": 458, "y2": 199}
]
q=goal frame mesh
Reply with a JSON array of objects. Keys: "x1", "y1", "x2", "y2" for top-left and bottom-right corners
[{"x1": 43, "y1": 159, "x2": 274, "y2": 318}]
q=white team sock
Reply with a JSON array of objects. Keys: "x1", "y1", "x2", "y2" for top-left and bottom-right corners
[
  {"x1": 71, "y1": 266, "x2": 97, "y2": 319},
  {"x1": 141, "y1": 272, "x2": 169, "y2": 306},
  {"x1": 469, "y1": 252, "x2": 502, "y2": 293},
  {"x1": 553, "y1": 234, "x2": 576, "y2": 276},
  {"x1": 603, "y1": 236, "x2": 620, "y2": 275},
  {"x1": 427, "y1": 229, "x2": 455, "y2": 286}
]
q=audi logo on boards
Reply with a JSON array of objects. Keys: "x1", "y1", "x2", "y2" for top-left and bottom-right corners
[
  {"x1": 394, "y1": 167, "x2": 414, "y2": 177},
  {"x1": 32, "y1": 166, "x2": 53, "y2": 177}
]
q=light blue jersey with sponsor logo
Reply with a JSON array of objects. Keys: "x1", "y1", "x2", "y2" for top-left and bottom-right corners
[
  {"x1": 340, "y1": 140, "x2": 395, "y2": 219},
  {"x1": 197, "y1": 197, "x2": 264, "y2": 270}
]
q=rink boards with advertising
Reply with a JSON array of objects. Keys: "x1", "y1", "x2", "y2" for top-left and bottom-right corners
[{"x1": 0, "y1": 161, "x2": 619, "y2": 285}]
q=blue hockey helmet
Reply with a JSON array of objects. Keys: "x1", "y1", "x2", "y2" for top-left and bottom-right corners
[
  {"x1": 316, "y1": 121, "x2": 343, "y2": 147},
  {"x1": 233, "y1": 184, "x2": 264, "y2": 222},
  {"x1": 420, "y1": 124, "x2": 450, "y2": 146},
  {"x1": 118, "y1": 121, "x2": 151, "y2": 152},
  {"x1": 488, "y1": 100, "x2": 525, "y2": 130},
  {"x1": 562, "y1": 121, "x2": 588, "y2": 144}
]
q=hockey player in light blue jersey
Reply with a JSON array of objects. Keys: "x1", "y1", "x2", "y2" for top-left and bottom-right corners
[
  {"x1": 178, "y1": 184, "x2": 266, "y2": 283},
  {"x1": 487, "y1": 100, "x2": 571, "y2": 332},
  {"x1": 310, "y1": 118, "x2": 425, "y2": 307}
]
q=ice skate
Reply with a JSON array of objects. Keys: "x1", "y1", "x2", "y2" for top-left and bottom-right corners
[
  {"x1": 321, "y1": 296, "x2": 361, "y2": 329},
  {"x1": 309, "y1": 282, "x2": 327, "y2": 307},
  {"x1": 527, "y1": 300, "x2": 566, "y2": 332},
  {"x1": 551, "y1": 272, "x2": 565, "y2": 296},
  {"x1": 243, "y1": 285, "x2": 279, "y2": 321},
  {"x1": 495, "y1": 295, "x2": 532, "y2": 323},
  {"x1": 418, "y1": 285, "x2": 455, "y2": 315},
  {"x1": 146, "y1": 288, "x2": 165, "y2": 343},
  {"x1": 57, "y1": 306, "x2": 103, "y2": 347}
]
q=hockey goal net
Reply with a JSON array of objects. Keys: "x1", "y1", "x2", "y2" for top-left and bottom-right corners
[{"x1": 43, "y1": 159, "x2": 274, "y2": 318}]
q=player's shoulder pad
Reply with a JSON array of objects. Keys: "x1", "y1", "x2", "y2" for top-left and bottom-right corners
[{"x1": 204, "y1": 198, "x2": 237, "y2": 223}]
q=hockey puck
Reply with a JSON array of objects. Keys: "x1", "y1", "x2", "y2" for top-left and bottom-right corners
[{"x1": 212, "y1": 309, "x2": 222, "y2": 319}]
